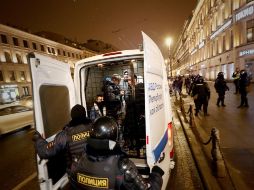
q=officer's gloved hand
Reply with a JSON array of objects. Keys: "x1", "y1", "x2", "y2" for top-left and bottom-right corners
[
  {"x1": 32, "y1": 130, "x2": 42, "y2": 142},
  {"x1": 152, "y1": 165, "x2": 164, "y2": 177}
]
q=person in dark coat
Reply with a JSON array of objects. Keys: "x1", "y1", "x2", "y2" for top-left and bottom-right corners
[
  {"x1": 102, "y1": 74, "x2": 123, "y2": 121},
  {"x1": 191, "y1": 76, "x2": 210, "y2": 116},
  {"x1": 33, "y1": 104, "x2": 92, "y2": 187},
  {"x1": 237, "y1": 70, "x2": 250, "y2": 108},
  {"x1": 73, "y1": 116, "x2": 164, "y2": 190},
  {"x1": 214, "y1": 72, "x2": 229, "y2": 107},
  {"x1": 232, "y1": 67, "x2": 240, "y2": 94}
]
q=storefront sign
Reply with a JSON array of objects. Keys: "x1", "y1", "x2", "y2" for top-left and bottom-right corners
[
  {"x1": 210, "y1": 19, "x2": 232, "y2": 39},
  {"x1": 239, "y1": 49, "x2": 254, "y2": 57},
  {"x1": 235, "y1": 5, "x2": 254, "y2": 22}
]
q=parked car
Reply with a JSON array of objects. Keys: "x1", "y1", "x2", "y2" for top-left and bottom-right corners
[{"x1": 0, "y1": 105, "x2": 34, "y2": 135}]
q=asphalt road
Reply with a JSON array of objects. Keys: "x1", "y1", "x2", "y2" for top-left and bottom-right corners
[{"x1": 0, "y1": 127, "x2": 39, "y2": 190}]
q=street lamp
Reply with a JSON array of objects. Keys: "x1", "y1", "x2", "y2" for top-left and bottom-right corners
[{"x1": 165, "y1": 37, "x2": 173, "y2": 77}]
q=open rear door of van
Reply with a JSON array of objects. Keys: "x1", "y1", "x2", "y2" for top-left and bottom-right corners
[
  {"x1": 142, "y1": 32, "x2": 173, "y2": 189},
  {"x1": 28, "y1": 53, "x2": 76, "y2": 190}
]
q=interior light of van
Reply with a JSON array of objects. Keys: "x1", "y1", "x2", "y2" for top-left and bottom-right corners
[
  {"x1": 97, "y1": 63, "x2": 103, "y2": 67},
  {"x1": 102, "y1": 52, "x2": 122, "y2": 56}
]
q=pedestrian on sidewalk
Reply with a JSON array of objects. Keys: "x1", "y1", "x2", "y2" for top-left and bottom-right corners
[
  {"x1": 232, "y1": 67, "x2": 240, "y2": 94},
  {"x1": 191, "y1": 76, "x2": 210, "y2": 116},
  {"x1": 237, "y1": 70, "x2": 250, "y2": 108},
  {"x1": 214, "y1": 72, "x2": 229, "y2": 107}
]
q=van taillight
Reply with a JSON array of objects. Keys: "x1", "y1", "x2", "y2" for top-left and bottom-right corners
[
  {"x1": 167, "y1": 122, "x2": 173, "y2": 147},
  {"x1": 168, "y1": 122, "x2": 174, "y2": 158},
  {"x1": 170, "y1": 149, "x2": 174, "y2": 158},
  {"x1": 146, "y1": 136, "x2": 149, "y2": 145}
]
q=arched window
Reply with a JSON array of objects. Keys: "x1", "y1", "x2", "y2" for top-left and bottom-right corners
[
  {"x1": 16, "y1": 53, "x2": 23, "y2": 64},
  {"x1": 4, "y1": 52, "x2": 12, "y2": 63}
]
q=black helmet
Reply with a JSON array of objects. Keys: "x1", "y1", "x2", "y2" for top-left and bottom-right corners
[
  {"x1": 197, "y1": 76, "x2": 204, "y2": 83},
  {"x1": 90, "y1": 116, "x2": 118, "y2": 141},
  {"x1": 240, "y1": 70, "x2": 248, "y2": 79},
  {"x1": 217, "y1": 72, "x2": 224, "y2": 77}
]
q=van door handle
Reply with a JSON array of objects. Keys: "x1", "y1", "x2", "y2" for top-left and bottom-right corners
[{"x1": 158, "y1": 152, "x2": 165, "y2": 163}]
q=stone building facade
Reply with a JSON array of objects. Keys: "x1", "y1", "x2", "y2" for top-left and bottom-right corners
[
  {"x1": 172, "y1": 0, "x2": 254, "y2": 81},
  {"x1": 0, "y1": 24, "x2": 96, "y2": 104}
]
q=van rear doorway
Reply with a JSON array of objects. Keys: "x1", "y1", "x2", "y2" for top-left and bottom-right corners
[{"x1": 80, "y1": 58, "x2": 149, "y2": 174}]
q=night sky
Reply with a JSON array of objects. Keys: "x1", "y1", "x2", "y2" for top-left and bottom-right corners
[{"x1": 0, "y1": 0, "x2": 197, "y2": 57}]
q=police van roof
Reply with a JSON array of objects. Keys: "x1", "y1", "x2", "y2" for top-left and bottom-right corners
[{"x1": 75, "y1": 49, "x2": 143, "y2": 66}]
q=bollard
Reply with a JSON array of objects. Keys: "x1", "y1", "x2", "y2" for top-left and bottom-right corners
[
  {"x1": 204, "y1": 128, "x2": 226, "y2": 178},
  {"x1": 188, "y1": 105, "x2": 193, "y2": 127}
]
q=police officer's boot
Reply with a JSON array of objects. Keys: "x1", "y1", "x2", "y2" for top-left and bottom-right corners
[
  {"x1": 216, "y1": 99, "x2": 220, "y2": 107},
  {"x1": 221, "y1": 99, "x2": 226, "y2": 107}
]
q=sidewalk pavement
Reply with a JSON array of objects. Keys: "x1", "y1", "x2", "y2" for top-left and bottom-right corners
[{"x1": 174, "y1": 82, "x2": 254, "y2": 190}]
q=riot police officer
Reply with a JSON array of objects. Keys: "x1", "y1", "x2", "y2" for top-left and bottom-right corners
[
  {"x1": 33, "y1": 104, "x2": 92, "y2": 187},
  {"x1": 191, "y1": 76, "x2": 210, "y2": 116},
  {"x1": 214, "y1": 72, "x2": 229, "y2": 107},
  {"x1": 73, "y1": 116, "x2": 164, "y2": 190}
]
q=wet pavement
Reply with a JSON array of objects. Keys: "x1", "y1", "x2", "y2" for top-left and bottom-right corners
[{"x1": 178, "y1": 82, "x2": 254, "y2": 190}]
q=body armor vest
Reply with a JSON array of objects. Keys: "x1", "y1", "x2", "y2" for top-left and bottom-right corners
[
  {"x1": 75, "y1": 154, "x2": 123, "y2": 190},
  {"x1": 66, "y1": 123, "x2": 91, "y2": 163}
]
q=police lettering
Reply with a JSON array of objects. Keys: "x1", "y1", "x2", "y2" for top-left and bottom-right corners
[
  {"x1": 72, "y1": 132, "x2": 90, "y2": 142},
  {"x1": 77, "y1": 173, "x2": 108, "y2": 188}
]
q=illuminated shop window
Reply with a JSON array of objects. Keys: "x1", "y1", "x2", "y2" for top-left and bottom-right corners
[{"x1": 247, "y1": 19, "x2": 254, "y2": 43}]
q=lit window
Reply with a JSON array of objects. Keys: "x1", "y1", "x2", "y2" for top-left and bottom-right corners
[
  {"x1": 247, "y1": 19, "x2": 254, "y2": 43},
  {"x1": 9, "y1": 71, "x2": 15, "y2": 81},
  {"x1": 20, "y1": 71, "x2": 26, "y2": 81}
]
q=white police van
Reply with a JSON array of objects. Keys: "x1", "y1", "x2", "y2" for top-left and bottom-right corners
[{"x1": 29, "y1": 32, "x2": 174, "y2": 190}]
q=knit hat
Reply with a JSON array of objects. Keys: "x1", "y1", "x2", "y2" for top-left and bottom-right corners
[{"x1": 71, "y1": 104, "x2": 86, "y2": 119}]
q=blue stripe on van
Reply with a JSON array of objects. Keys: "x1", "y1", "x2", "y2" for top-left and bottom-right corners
[{"x1": 153, "y1": 128, "x2": 168, "y2": 162}]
